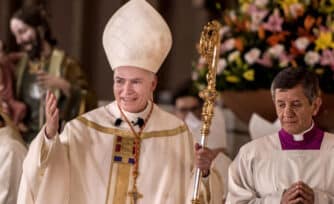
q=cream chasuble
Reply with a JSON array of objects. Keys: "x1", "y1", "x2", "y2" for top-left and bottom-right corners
[
  {"x1": 18, "y1": 101, "x2": 224, "y2": 204},
  {"x1": 226, "y1": 132, "x2": 334, "y2": 204}
]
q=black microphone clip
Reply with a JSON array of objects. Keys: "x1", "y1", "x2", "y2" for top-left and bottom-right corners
[
  {"x1": 114, "y1": 118, "x2": 122, "y2": 127},
  {"x1": 135, "y1": 118, "x2": 144, "y2": 128}
]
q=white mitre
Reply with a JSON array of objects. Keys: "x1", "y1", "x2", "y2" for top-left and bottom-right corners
[{"x1": 102, "y1": 0, "x2": 172, "y2": 73}]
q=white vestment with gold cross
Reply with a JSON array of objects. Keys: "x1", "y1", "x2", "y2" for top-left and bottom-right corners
[{"x1": 17, "y1": 101, "x2": 224, "y2": 204}]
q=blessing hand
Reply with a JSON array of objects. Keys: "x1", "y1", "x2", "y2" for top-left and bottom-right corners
[
  {"x1": 45, "y1": 90, "x2": 59, "y2": 139},
  {"x1": 36, "y1": 70, "x2": 70, "y2": 96}
]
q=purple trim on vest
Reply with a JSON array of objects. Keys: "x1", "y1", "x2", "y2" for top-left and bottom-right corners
[{"x1": 278, "y1": 126, "x2": 324, "y2": 150}]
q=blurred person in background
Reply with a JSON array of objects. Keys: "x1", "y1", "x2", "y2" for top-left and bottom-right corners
[{"x1": 10, "y1": 5, "x2": 96, "y2": 143}]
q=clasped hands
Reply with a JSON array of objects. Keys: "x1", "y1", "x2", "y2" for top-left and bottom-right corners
[{"x1": 281, "y1": 181, "x2": 315, "y2": 204}]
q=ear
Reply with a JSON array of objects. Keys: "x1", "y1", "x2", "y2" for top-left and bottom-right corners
[
  {"x1": 151, "y1": 75, "x2": 158, "y2": 91},
  {"x1": 312, "y1": 96, "x2": 322, "y2": 116}
]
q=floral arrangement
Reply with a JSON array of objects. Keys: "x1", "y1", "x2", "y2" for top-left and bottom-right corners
[{"x1": 193, "y1": 0, "x2": 334, "y2": 93}]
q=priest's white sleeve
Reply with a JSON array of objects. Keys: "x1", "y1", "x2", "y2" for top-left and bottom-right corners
[
  {"x1": 226, "y1": 151, "x2": 283, "y2": 204},
  {"x1": 17, "y1": 125, "x2": 70, "y2": 204},
  {"x1": 314, "y1": 189, "x2": 334, "y2": 203}
]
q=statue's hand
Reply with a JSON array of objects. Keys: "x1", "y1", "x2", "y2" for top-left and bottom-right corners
[{"x1": 36, "y1": 70, "x2": 71, "y2": 96}]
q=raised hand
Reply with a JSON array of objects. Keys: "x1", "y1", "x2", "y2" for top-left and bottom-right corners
[{"x1": 45, "y1": 90, "x2": 59, "y2": 139}]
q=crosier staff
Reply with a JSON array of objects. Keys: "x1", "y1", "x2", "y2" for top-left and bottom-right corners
[{"x1": 191, "y1": 20, "x2": 221, "y2": 204}]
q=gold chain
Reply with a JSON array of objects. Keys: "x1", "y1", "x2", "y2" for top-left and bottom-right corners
[{"x1": 117, "y1": 102, "x2": 154, "y2": 202}]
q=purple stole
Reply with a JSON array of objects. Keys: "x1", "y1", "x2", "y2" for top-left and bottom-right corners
[{"x1": 278, "y1": 126, "x2": 324, "y2": 150}]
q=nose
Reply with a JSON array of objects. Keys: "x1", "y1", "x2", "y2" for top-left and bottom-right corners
[
  {"x1": 123, "y1": 82, "x2": 134, "y2": 95},
  {"x1": 283, "y1": 105, "x2": 294, "y2": 117}
]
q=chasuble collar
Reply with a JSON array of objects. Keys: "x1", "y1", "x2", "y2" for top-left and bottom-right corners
[
  {"x1": 121, "y1": 101, "x2": 152, "y2": 121},
  {"x1": 108, "y1": 101, "x2": 152, "y2": 125}
]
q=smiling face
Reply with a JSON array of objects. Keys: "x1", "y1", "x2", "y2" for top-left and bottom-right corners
[
  {"x1": 10, "y1": 18, "x2": 37, "y2": 52},
  {"x1": 113, "y1": 66, "x2": 157, "y2": 113},
  {"x1": 274, "y1": 84, "x2": 322, "y2": 134}
]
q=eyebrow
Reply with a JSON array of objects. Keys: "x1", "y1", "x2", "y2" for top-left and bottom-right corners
[
  {"x1": 276, "y1": 99, "x2": 301, "y2": 103},
  {"x1": 114, "y1": 76, "x2": 143, "y2": 81}
]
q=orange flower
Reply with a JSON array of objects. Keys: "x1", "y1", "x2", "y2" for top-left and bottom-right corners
[
  {"x1": 316, "y1": 16, "x2": 323, "y2": 26},
  {"x1": 297, "y1": 27, "x2": 315, "y2": 42},
  {"x1": 291, "y1": 60, "x2": 298, "y2": 67},
  {"x1": 289, "y1": 41, "x2": 304, "y2": 56},
  {"x1": 281, "y1": 5, "x2": 289, "y2": 18},
  {"x1": 224, "y1": 15, "x2": 233, "y2": 26},
  {"x1": 304, "y1": 15, "x2": 315, "y2": 31},
  {"x1": 235, "y1": 19, "x2": 248, "y2": 32},
  {"x1": 294, "y1": 6, "x2": 305, "y2": 18},
  {"x1": 235, "y1": 38, "x2": 244, "y2": 51},
  {"x1": 258, "y1": 26, "x2": 266, "y2": 40},
  {"x1": 266, "y1": 32, "x2": 290, "y2": 46}
]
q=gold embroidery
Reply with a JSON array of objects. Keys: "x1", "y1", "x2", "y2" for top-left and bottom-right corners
[
  {"x1": 105, "y1": 136, "x2": 116, "y2": 204},
  {"x1": 114, "y1": 136, "x2": 135, "y2": 164},
  {"x1": 16, "y1": 54, "x2": 29, "y2": 96},
  {"x1": 40, "y1": 140, "x2": 48, "y2": 163},
  {"x1": 105, "y1": 137, "x2": 133, "y2": 204},
  {"x1": 113, "y1": 163, "x2": 132, "y2": 204},
  {"x1": 77, "y1": 116, "x2": 187, "y2": 139},
  {"x1": 117, "y1": 101, "x2": 154, "y2": 204},
  {"x1": 117, "y1": 138, "x2": 134, "y2": 156},
  {"x1": 28, "y1": 60, "x2": 43, "y2": 74},
  {"x1": 48, "y1": 49, "x2": 64, "y2": 99},
  {"x1": 78, "y1": 90, "x2": 87, "y2": 114}
]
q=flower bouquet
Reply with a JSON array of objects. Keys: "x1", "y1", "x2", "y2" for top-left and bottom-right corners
[{"x1": 193, "y1": 0, "x2": 334, "y2": 93}]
